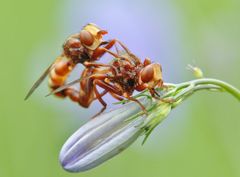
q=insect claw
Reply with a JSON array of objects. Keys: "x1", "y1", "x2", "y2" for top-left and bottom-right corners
[
  {"x1": 91, "y1": 106, "x2": 106, "y2": 119},
  {"x1": 143, "y1": 109, "x2": 148, "y2": 116}
]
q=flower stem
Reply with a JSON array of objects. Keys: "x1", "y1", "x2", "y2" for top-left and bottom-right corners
[
  {"x1": 163, "y1": 78, "x2": 240, "y2": 101},
  {"x1": 191, "y1": 78, "x2": 240, "y2": 101}
]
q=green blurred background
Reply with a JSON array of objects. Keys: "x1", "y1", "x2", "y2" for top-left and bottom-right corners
[{"x1": 0, "y1": 0, "x2": 239, "y2": 177}]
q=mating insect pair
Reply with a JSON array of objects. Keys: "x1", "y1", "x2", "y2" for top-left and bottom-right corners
[{"x1": 25, "y1": 23, "x2": 164, "y2": 115}]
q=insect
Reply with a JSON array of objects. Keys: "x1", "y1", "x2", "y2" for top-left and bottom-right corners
[
  {"x1": 24, "y1": 23, "x2": 119, "y2": 100},
  {"x1": 50, "y1": 43, "x2": 164, "y2": 115}
]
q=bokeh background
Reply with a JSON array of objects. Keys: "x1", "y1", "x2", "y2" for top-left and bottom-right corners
[{"x1": 1, "y1": 0, "x2": 240, "y2": 177}]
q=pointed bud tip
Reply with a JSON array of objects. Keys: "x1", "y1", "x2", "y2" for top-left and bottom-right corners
[{"x1": 187, "y1": 64, "x2": 204, "y2": 78}]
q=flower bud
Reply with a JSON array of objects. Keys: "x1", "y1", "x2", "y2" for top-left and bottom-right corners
[
  {"x1": 187, "y1": 64, "x2": 204, "y2": 78},
  {"x1": 59, "y1": 98, "x2": 150, "y2": 172}
]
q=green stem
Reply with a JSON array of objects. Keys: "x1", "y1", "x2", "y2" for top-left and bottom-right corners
[
  {"x1": 192, "y1": 78, "x2": 240, "y2": 101},
  {"x1": 162, "y1": 78, "x2": 240, "y2": 105}
]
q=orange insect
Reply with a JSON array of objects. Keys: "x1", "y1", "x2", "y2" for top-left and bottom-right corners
[
  {"x1": 25, "y1": 23, "x2": 119, "y2": 100},
  {"x1": 51, "y1": 43, "x2": 163, "y2": 115}
]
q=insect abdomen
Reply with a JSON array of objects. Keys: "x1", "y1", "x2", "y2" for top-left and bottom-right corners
[{"x1": 48, "y1": 56, "x2": 75, "y2": 98}]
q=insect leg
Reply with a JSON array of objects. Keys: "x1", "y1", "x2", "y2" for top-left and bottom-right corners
[
  {"x1": 150, "y1": 88, "x2": 175, "y2": 103},
  {"x1": 126, "y1": 96, "x2": 148, "y2": 115},
  {"x1": 91, "y1": 39, "x2": 117, "y2": 59},
  {"x1": 92, "y1": 47, "x2": 120, "y2": 59},
  {"x1": 89, "y1": 80, "x2": 109, "y2": 117},
  {"x1": 92, "y1": 80, "x2": 147, "y2": 114},
  {"x1": 99, "y1": 39, "x2": 131, "y2": 57},
  {"x1": 93, "y1": 79, "x2": 122, "y2": 95},
  {"x1": 114, "y1": 40, "x2": 141, "y2": 64},
  {"x1": 114, "y1": 44, "x2": 121, "y2": 55},
  {"x1": 83, "y1": 61, "x2": 112, "y2": 68},
  {"x1": 93, "y1": 47, "x2": 134, "y2": 64},
  {"x1": 93, "y1": 80, "x2": 107, "y2": 108},
  {"x1": 84, "y1": 61, "x2": 118, "y2": 75},
  {"x1": 108, "y1": 92, "x2": 124, "y2": 102},
  {"x1": 77, "y1": 77, "x2": 95, "y2": 108}
]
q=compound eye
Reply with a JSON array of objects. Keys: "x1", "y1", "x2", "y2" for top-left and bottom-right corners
[
  {"x1": 141, "y1": 65, "x2": 154, "y2": 83},
  {"x1": 79, "y1": 30, "x2": 94, "y2": 46}
]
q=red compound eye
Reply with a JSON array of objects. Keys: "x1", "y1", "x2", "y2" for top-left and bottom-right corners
[
  {"x1": 79, "y1": 30, "x2": 94, "y2": 46},
  {"x1": 140, "y1": 65, "x2": 154, "y2": 83}
]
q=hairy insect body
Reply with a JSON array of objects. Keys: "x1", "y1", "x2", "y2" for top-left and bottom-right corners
[{"x1": 109, "y1": 58, "x2": 143, "y2": 96}]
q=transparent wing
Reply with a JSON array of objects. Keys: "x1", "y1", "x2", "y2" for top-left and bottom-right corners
[
  {"x1": 45, "y1": 78, "x2": 82, "y2": 97},
  {"x1": 24, "y1": 62, "x2": 55, "y2": 100}
]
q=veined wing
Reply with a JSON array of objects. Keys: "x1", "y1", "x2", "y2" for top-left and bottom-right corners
[{"x1": 24, "y1": 62, "x2": 55, "y2": 100}]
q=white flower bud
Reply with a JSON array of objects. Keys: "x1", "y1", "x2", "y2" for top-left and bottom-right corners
[{"x1": 59, "y1": 98, "x2": 150, "y2": 172}]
